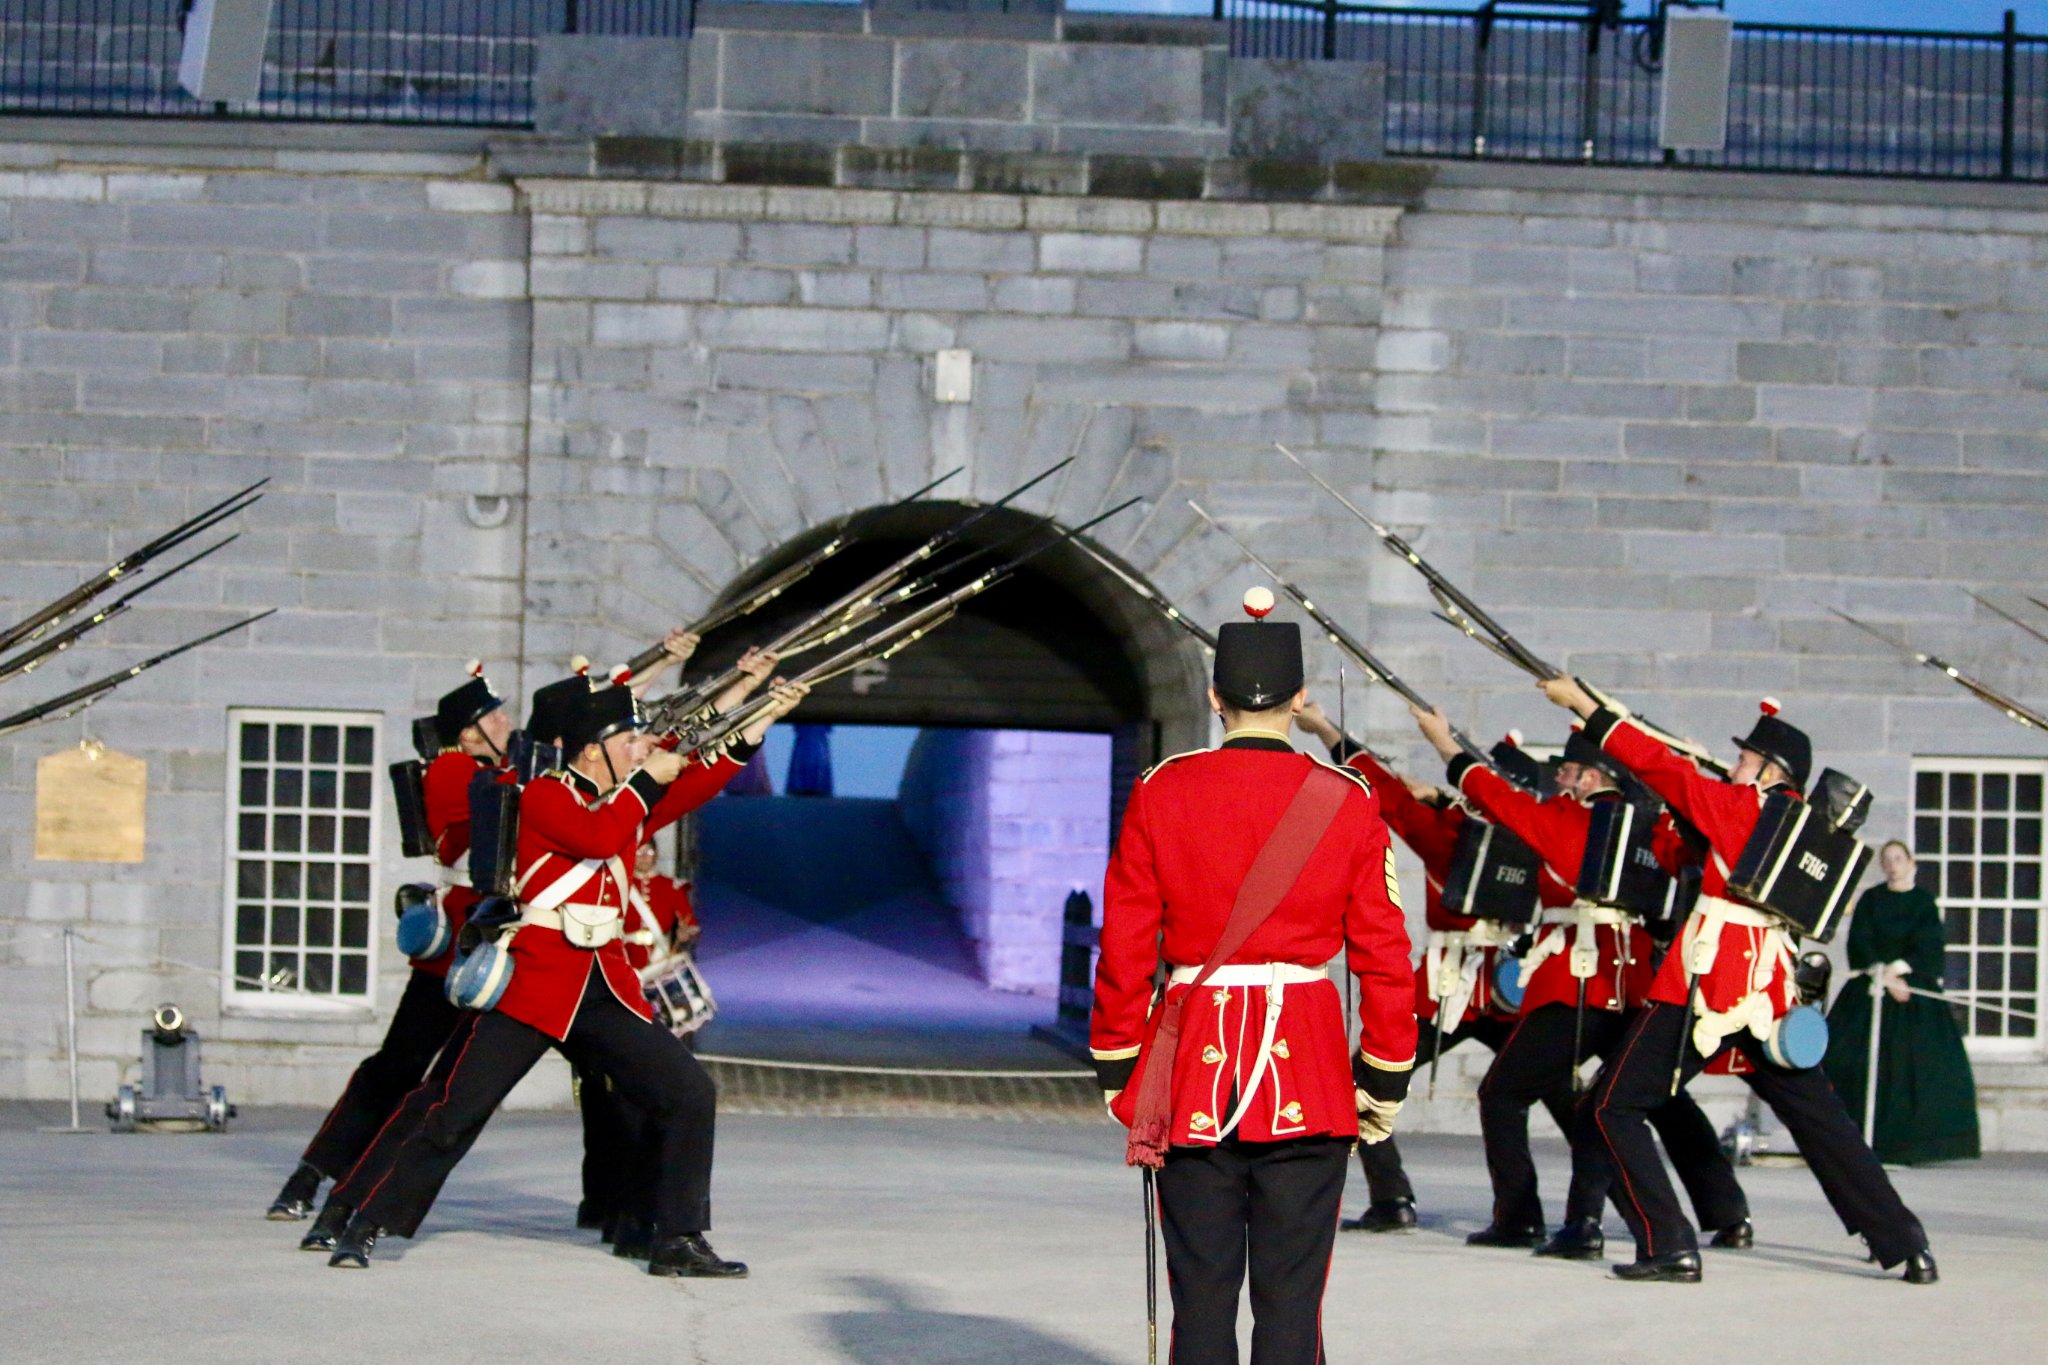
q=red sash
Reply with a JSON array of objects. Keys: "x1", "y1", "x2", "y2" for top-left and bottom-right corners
[{"x1": 1125, "y1": 766, "x2": 1352, "y2": 1169}]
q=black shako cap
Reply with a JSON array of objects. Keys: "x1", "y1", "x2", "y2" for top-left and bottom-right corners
[
  {"x1": 1213, "y1": 620, "x2": 1304, "y2": 711},
  {"x1": 1732, "y1": 710, "x2": 1812, "y2": 790},
  {"x1": 559, "y1": 683, "x2": 641, "y2": 755},
  {"x1": 1490, "y1": 736, "x2": 1545, "y2": 792},
  {"x1": 1562, "y1": 728, "x2": 1627, "y2": 784},
  {"x1": 434, "y1": 674, "x2": 502, "y2": 748},
  {"x1": 526, "y1": 674, "x2": 590, "y2": 747}
]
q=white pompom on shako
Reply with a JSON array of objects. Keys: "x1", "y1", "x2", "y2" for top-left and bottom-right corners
[
  {"x1": 1213, "y1": 587, "x2": 1301, "y2": 709},
  {"x1": 607, "y1": 663, "x2": 632, "y2": 687},
  {"x1": 570, "y1": 655, "x2": 591, "y2": 677},
  {"x1": 1243, "y1": 585, "x2": 1276, "y2": 619},
  {"x1": 466, "y1": 658, "x2": 484, "y2": 678},
  {"x1": 1504, "y1": 728, "x2": 1524, "y2": 747},
  {"x1": 1760, "y1": 697, "x2": 1782, "y2": 717}
]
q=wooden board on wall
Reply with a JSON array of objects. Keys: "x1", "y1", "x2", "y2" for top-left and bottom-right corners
[{"x1": 35, "y1": 742, "x2": 147, "y2": 863}]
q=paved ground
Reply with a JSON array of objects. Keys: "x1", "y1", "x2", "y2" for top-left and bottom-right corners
[{"x1": 0, "y1": 1102, "x2": 2035, "y2": 1364}]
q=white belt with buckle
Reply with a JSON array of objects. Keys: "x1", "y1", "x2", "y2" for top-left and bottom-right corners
[{"x1": 1168, "y1": 963, "x2": 1328, "y2": 987}]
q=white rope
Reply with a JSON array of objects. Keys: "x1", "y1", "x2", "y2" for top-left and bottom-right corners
[{"x1": 1856, "y1": 965, "x2": 2041, "y2": 1022}]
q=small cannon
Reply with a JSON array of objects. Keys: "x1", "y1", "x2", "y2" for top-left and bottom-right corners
[{"x1": 107, "y1": 1003, "x2": 233, "y2": 1133}]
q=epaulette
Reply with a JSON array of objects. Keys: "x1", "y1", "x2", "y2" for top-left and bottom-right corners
[
  {"x1": 1311, "y1": 755, "x2": 1373, "y2": 795},
  {"x1": 1139, "y1": 748, "x2": 1208, "y2": 783}
]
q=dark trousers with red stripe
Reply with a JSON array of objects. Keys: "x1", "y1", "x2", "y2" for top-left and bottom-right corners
[
  {"x1": 1593, "y1": 1002, "x2": 1928, "y2": 1266},
  {"x1": 299, "y1": 969, "x2": 464, "y2": 1180},
  {"x1": 577, "y1": 1063, "x2": 656, "y2": 1223},
  {"x1": 329, "y1": 1010, "x2": 482, "y2": 1233},
  {"x1": 1480, "y1": 1003, "x2": 1747, "y2": 1231},
  {"x1": 1158, "y1": 1135, "x2": 1349, "y2": 1365},
  {"x1": 1356, "y1": 1014, "x2": 1574, "y2": 1206},
  {"x1": 351, "y1": 973, "x2": 718, "y2": 1239}
]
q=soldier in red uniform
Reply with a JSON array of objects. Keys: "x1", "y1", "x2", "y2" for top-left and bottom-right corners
[
  {"x1": 1091, "y1": 598, "x2": 1415, "y2": 1365},
  {"x1": 1297, "y1": 703, "x2": 1581, "y2": 1235},
  {"x1": 327, "y1": 667, "x2": 805, "y2": 1276},
  {"x1": 265, "y1": 665, "x2": 510, "y2": 1222},
  {"x1": 580, "y1": 838, "x2": 701, "y2": 1253},
  {"x1": 1543, "y1": 679, "x2": 1936, "y2": 1285},
  {"x1": 1413, "y1": 706, "x2": 1751, "y2": 1260}
]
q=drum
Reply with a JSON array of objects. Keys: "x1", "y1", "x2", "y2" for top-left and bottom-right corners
[
  {"x1": 1763, "y1": 1003, "x2": 1829, "y2": 1070},
  {"x1": 641, "y1": 951, "x2": 717, "y2": 1038}
]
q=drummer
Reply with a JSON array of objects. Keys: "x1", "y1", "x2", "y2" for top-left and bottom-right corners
[{"x1": 581, "y1": 838, "x2": 701, "y2": 1255}]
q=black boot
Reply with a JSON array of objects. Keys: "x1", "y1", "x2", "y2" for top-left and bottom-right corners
[
  {"x1": 327, "y1": 1215, "x2": 383, "y2": 1270},
  {"x1": 1533, "y1": 1217, "x2": 1605, "y2": 1260},
  {"x1": 1466, "y1": 1222, "x2": 1546, "y2": 1249},
  {"x1": 1612, "y1": 1251, "x2": 1702, "y2": 1283},
  {"x1": 1902, "y1": 1250, "x2": 1939, "y2": 1285},
  {"x1": 1341, "y1": 1198, "x2": 1417, "y2": 1233},
  {"x1": 267, "y1": 1162, "x2": 323, "y2": 1221},
  {"x1": 611, "y1": 1217, "x2": 655, "y2": 1260},
  {"x1": 1708, "y1": 1218, "x2": 1754, "y2": 1250},
  {"x1": 576, "y1": 1199, "x2": 606, "y2": 1231},
  {"x1": 647, "y1": 1233, "x2": 748, "y2": 1279},
  {"x1": 300, "y1": 1199, "x2": 353, "y2": 1253}
]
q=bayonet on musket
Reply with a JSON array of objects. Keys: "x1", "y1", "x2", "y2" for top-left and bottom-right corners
[
  {"x1": 1185, "y1": 499, "x2": 1491, "y2": 765},
  {"x1": 623, "y1": 466, "x2": 966, "y2": 680},
  {"x1": 644, "y1": 459, "x2": 1074, "y2": 728},
  {"x1": 0, "y1": 609, "x2": 276, "y2": 739},
  {"x1": 1073, "y1": 540, "x2": 1219, "y2": 652},
  {"x1": 1970, "y1": 592, "x2": 2048, "y2": 650},
  {"x1": 679, "y1": 498, "x2": 1141, "y2": 750},
  {"x1": 1833, "y1": 608, "x2": 2048, "y2": 732},
  {"x1": 1274, "y1": 444, "x2": 1560, "y2": 680},
  {"x1": 0, "y1": 478, "x2": 267, "y2": 657},
  {"x1": 0, "y1": 534, "x2": 241, "y2": 687}
]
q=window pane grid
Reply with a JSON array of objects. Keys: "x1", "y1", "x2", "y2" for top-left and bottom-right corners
[
  {"x1": 226, "y1": 710, "x2": 380, "y2": 1004},
  {"x1": 1912, "y1": 757, "x2": 2045, "y2": 1044}
]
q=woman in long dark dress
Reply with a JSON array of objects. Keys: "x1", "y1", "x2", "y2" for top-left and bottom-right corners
[{"x1": 1824, "y1": 839, "x2": 1981, "y2": 1165}]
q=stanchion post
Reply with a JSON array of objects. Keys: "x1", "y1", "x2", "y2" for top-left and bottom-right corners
[
  {"x1": 64, "y1": 925, "x2": 81, "y2": 1131},
  {"x1": 1862, "y1": 966, "x2": 1884, "y2": 1148}
]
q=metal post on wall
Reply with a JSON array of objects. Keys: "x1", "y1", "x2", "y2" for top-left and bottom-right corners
[
  {"x1": 1322, "y1": 0, "x2": 1339, "y2": 62},
  {"x1": 1472, "y1": 5, "x2": 1495, "y2": 156},
  {"x1": 1862, "y1": 966, "x2": 1885, "y2": 1147},
  {"x1": 2001, "y1": 9, "x2": 2019, "y2": 181},
  {"x1": 1580, "y1": 7, "x2": 1603, "y2": 161}
]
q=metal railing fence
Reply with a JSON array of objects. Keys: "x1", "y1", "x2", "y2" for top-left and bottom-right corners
[{"x1": 5, "y1": 0, "x2": 2048, "y2": 181}]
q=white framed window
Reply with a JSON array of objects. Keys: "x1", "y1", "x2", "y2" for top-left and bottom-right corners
[
  {"x1": 1910, "y1": 757, "x2": 2044, "y2": 1055},
  {"x1": 222, "y1": 708, "x2": 382, "y2": 1016}
]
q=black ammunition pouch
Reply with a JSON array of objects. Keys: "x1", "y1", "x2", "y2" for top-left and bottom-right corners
[
  {"x1": 1725, "y1": 789, "x2": 1872, "y2": 943},
  {"x1": 467, "y1": 774, "x2": 520, "y2": 899},
  {"x1": 389, "y1": 759, "x2": 433, "y2": 859},
  {"x1": 1442, "y1": 818, "x2": 1542, "y2": 926}
]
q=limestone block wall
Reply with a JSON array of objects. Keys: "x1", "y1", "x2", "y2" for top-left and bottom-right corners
[
  {"x1": 898, "y1": 728, "x2": 1111, "y2": 993},
  {"x1": 0, "y1": 122, "x2": 2046, "y2": 1132}
]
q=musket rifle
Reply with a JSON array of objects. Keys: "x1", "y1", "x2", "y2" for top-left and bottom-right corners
[
  {"x1": 1970, "y1": 592, "x2": 2048, "y2": 650},
  {"x1": 1833, "y1": 609, "x2": 2048, "y2": 732},
  {"x1": 1274, "y1": 447, "x2": 1729, "y2": 777},
  {"x1": 1072, "y1": 540, "x2": 1219, "y2": 652},
  {"x1": 1275, "y1": 444, "x2": 1559, "y2": 679},
  {"x1": 622, "y1": 466, "x2": 964, "y2": 680},
  {"x1": 0, "y1": 609, "x2": 276, "y2": 739},
  {"x1": 643, "y1": 458, "x2": 1074, "y2": 729},
  {"x1": 676, "y1": 498, "x2": 1140, "y2": 750},
  {"x1": 1185, "y1": 499, "x2": 1490, "y2": 765},
  {"x1": 0, "y1": 535, "x2": 240, "y2": 687},
  {"x1": 0, "y1": 478, "x2": 267, "y2": 657}
]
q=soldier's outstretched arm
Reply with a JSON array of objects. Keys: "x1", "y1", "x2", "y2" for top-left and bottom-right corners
[
  {"x1": 1577, "y1": 703, "x2": 1756, "y2": 863},
  {"x1": 1089, "y1": 776, "x2": 1162, "y2": 1097},
  {"x1": 527, "y1": 771, "x2": 669, "y2": 862}
]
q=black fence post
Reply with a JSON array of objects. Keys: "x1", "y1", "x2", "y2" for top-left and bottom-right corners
[
  {"x1": 566, "y1": 0, "x2": 581, "y2": 35},
  {"x1": 1472, "y1": 6, "x2": 1493, "y2": 156},
  {"x1": 1055, "y1": 889, "x2": 1097, "y2": 1035},
  {"x1": 1580, "y1": 9, "x2": 1602, "y2": 161},
  {"x1": 1323, "y1": 0, "x2": 1339, "y2": 61},
  {"x1": 2002, "y1": 9, "x2": 2019, "y2": 180},
  {"x1": 1213, "y1": 0, "x2": 1223, "y2": 23}
]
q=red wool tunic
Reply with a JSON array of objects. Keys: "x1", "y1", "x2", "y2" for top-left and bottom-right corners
[
  {"x1": 1588, "y1": 711, "x2": 1798, "y2": 1023},
  {"x1": 1449, "y1": 759, "x2": 1658, "y2": 1014},
  {"x1": 1091, "y1": 738, "x2": 1417, "y2": 1146},
  {"x1": 496, "y1": 752, "x2": 741, "y2": 1041},
  {"x1": 415, "y1": 750, "x2": 497, "y2": 978}
]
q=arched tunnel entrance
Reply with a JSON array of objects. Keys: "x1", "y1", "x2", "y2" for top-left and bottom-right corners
[{"x1": 672, "y1": 499, "x2": 1209, "y2": 1066}]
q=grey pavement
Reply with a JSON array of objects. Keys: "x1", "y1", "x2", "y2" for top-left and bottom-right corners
[{"x1": 0, "y1": 1102, "x2": 2035, "y2": 1364}]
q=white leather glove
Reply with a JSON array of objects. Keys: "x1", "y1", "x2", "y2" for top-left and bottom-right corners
[
  {"x1": 1356, "y1": 1090, "x2": 1403, "y2": 1145},
  {"x1": 1104, "y1": 1089, "x2": 1122, "y2": 1119}
]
